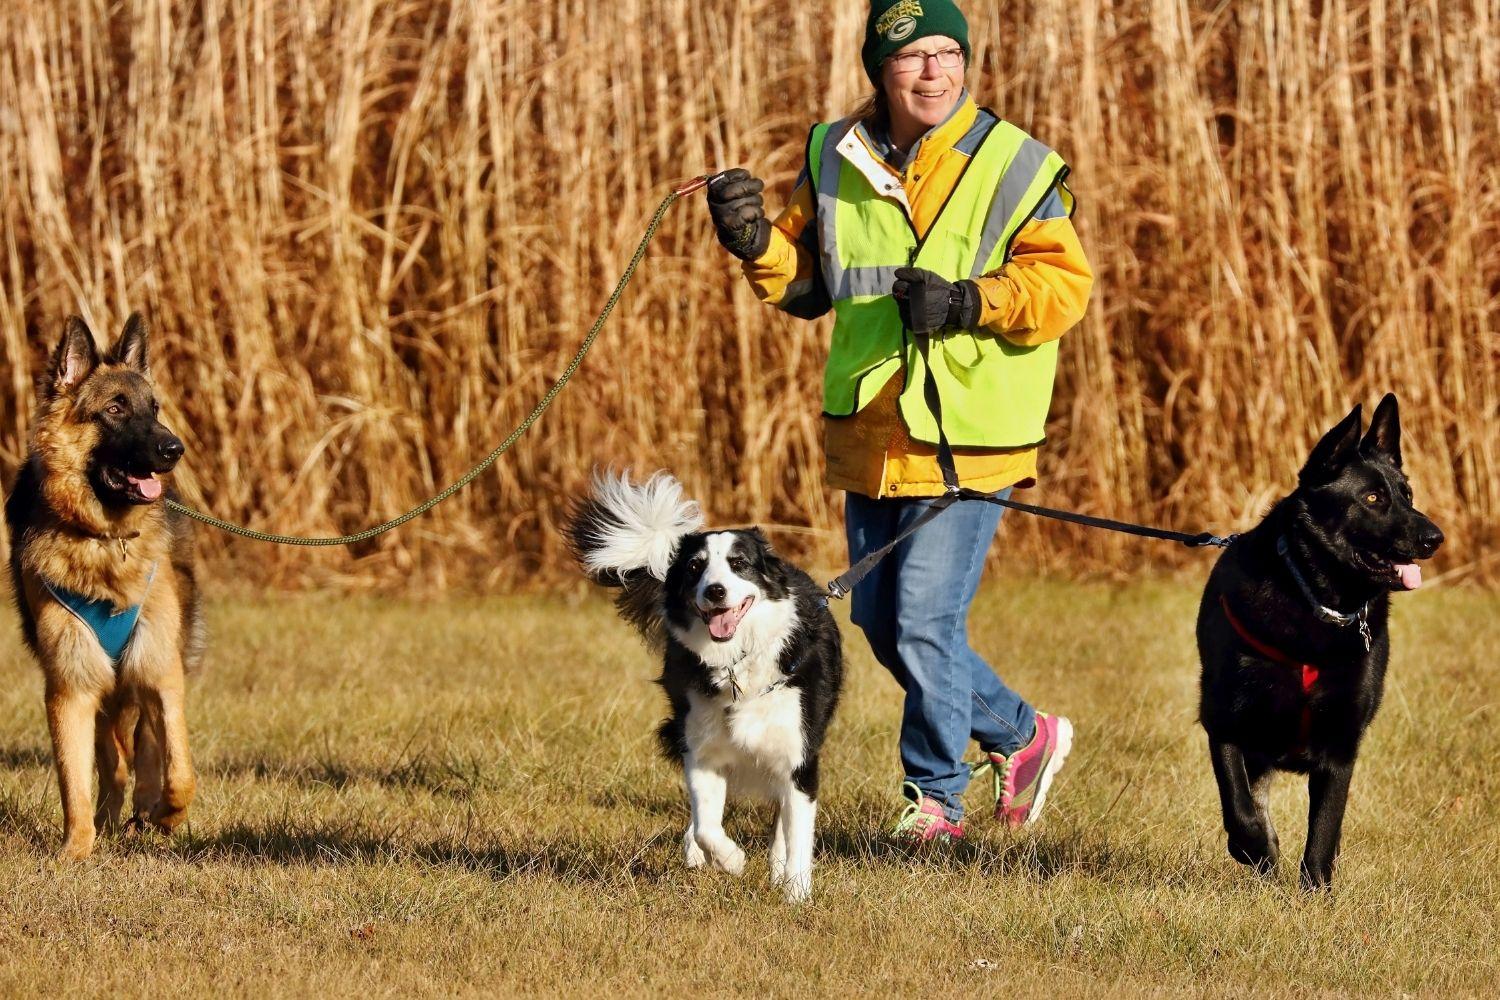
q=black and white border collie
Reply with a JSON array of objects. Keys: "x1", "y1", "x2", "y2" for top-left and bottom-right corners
[{"x1": 567, "y1": 471, "x2": 842, "y2": 902}]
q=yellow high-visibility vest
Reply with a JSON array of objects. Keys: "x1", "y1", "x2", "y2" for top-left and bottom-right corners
[{"x1": 809, "y1": 116, "x2": 1071, "y2": 447}]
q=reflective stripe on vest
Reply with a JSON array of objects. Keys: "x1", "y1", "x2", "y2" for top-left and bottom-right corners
[{"x1": 808, "y1": 114, "x2": 1071, "y2": 448}]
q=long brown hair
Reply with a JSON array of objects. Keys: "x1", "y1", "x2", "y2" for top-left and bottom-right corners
[{"x1": 849, "y1": 89, "x2": 890, "y2": 130}]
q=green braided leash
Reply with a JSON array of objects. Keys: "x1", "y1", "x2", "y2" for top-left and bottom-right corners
[{"x1": 166, "y1": 175, "x2": 713, "y2": 546}]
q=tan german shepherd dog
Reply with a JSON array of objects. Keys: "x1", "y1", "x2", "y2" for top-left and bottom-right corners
[{"x1": 4, "y1": 314, "x2": 204, "y2": 859}]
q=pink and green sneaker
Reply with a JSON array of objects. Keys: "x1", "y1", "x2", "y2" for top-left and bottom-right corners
[
  {"x1": 983, "y1": 712, "x2": 1074, "y2": 829},
  {"x1": 892, "y1": 781, "x2": 964, "y2": 842}
]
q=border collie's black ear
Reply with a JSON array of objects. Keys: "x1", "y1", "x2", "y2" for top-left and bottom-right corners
[
  {"x1": 47, "y1": 317, "x2": 101, "y2": 397},
  {"x1": 1299, "y1": 404, "x2": 1362, "y2": 486},
  {"x1": 743, "y1": 527, "x2": 789, "y2": 587},
  {"x1": 745, "y1": 527, "x2": 774, "y2": 553},
  {"x1": 1360, "y1": 393, "x2": 1401, "y2": 468},
  {"x1": 108, "y1": 312, "x2": 150, "y2": 372}
]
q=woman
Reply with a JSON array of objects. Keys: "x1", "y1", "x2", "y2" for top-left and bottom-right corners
[{"x1": 706, "y1": 0, "x2": 1093, "y2": 840}]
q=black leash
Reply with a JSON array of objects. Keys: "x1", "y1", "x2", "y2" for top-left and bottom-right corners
[{"x1": 825, "y1": 331, "x2": 1235, "y2": 600}]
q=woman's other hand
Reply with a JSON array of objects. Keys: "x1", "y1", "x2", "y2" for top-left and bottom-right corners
[
  {"x1": 707, "y1": 168, "x2": 771, "y2": 261},
  {"x1": 892, "y1": 267, "x2": 981, "y2": 334}
]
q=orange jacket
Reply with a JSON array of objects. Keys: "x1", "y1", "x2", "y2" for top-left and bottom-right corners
[{"x1": 743, "y1": 94, "x2": 1093, "y2": 498}]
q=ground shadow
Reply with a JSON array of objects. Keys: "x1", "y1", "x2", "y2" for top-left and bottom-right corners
[
  {"x1": 814, "y1": 819, "x2": 1162, "y2": 882},
  {"x1": 0, "y1": 744, "x2": 52, "y2": 770},
  {"x1": 590, "y1": 785, "x2": 691, "y2": 818},
  {"x1": 164, "y1": 810, "x2": 1172, "y2": 889},
  {"x1": 208, "y1": 750, "x2": 491, "y2": 799},
  {"x1": 180, "y1": 821, "x2": 682, "y2": 884}
]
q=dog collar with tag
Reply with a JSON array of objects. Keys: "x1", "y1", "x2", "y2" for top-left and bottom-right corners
[
  {"x1": 42, "y1": 563, "x2": 157, "y2": 663},
  {"x1": 1277, "y1": 537, "x2": 1373, "y2": 651}
]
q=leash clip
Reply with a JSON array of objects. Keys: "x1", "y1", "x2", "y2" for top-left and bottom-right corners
[{"x1": 673, "y1": 170, "x2": 729, "y2": 198}]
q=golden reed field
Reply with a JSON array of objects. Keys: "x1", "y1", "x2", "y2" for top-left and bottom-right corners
[{"x1": 0, "y1": 0, "x2": 1496, "y2": 588}]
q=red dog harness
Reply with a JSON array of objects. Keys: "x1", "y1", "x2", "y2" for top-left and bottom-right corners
[{"x1": 1219, "y1": 596, "x2": 1319, "y2": 751}]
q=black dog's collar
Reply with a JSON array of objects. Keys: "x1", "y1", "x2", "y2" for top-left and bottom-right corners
[{"x1": 1277, "y1": 536, "x2": 1373, "y2": 652}]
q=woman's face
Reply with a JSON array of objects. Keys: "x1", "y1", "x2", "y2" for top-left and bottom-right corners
[{"x1": 880, "y1": 35, "x2": 966, "y2": 138}]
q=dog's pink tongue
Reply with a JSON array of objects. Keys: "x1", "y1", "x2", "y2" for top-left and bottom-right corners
[
  {"x1": 129, "y1": 474, "x2": 162, "y2": 500},
  {"x1": 706, "y1": 599, "x2": 751, "y2": 641},
  {"x1": 708, "y1": 610, "x2": 739, "y2": 640},
  {"x1": 1396, "y1": 563, "x2": 1422, "y2": 590}
]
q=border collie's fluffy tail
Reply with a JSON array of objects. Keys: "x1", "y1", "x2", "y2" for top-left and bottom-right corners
[{"x1": 566, "y1": 470, "x2": 702, "y2": 645}]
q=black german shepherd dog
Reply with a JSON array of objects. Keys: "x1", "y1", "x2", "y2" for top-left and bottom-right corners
[{"x1": 1197, "y1": 394, "x2": 1443, "y2": 890}]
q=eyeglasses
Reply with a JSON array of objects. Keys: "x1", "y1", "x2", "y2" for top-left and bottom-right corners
[{"x1": 885, "y1": 47, "x2": 965, "y2": 74}]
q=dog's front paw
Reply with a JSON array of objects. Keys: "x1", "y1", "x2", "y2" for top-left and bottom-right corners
[
  {"x1": 1227, "y1": 830, "x2": 1279, "y2": 875},
  {"x1": 714, "y1": 844, "x2": 746, "y2": 876},
  {"x1": 693, "y1": 830, "x2": 746, "y2": 875},
  {"x1": 683, "y1": 829, "x2": 707, "y2": 869},
  {"x1": 1299, "y1": 860, "x2": 1335, "y2": 892},
  {"x1": 56, "y1": 832, "x2": 96, "y2": 861},
  {"x1": 781, "y1": 870, "x2": 812, "y2": 904}
]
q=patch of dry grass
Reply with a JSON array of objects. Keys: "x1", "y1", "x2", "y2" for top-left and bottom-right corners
[{"x1": 0, "y1": 581, "x2": 1496, "y2": 996}]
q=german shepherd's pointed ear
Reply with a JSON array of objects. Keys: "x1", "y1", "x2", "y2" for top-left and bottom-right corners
[
  {"x1": 47, "y1": 316, "x2": 101, "y2": 397},
  {"x1": 1299, "y1": 403, "x2": 1363, "y2": 486},
  {"x1": 108, "y1": 312, "x2": 150, "y2": 372},
  {"x1": 1360, "y1": 393, "x2": 1402, "y2": 468}
]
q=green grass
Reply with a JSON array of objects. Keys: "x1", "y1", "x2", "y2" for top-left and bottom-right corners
[{"x1": 0, "y1": 581, "x2": 1497, "y2": 997}]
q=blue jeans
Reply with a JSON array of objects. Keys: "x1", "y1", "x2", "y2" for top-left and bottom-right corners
[{"x1": 845, "y1": 489, "x2": 1037, "y2": 822}]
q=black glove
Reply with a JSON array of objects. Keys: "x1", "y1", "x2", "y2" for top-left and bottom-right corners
[
  {"x1": 891, "y1": 267, "x2": 982, "y2": 335},
  {"x1": 707, "y1": 168, "x2": 771, "y2": 261}
]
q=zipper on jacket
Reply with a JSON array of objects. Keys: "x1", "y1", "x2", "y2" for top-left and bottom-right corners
[{"x1": 903, "y1": 114, "x2": 999, "y2": 264}]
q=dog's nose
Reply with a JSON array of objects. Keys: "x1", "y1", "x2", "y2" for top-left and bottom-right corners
[
  {"x1": 157, "y1": 437, "x2": 184, "y2": 465},
  {"x1": 1417, "y1": 523, "x2": 1445, "y2": 558},
  {"x1": 703, "y1": 583, "x2": 727, "y2": 603}
]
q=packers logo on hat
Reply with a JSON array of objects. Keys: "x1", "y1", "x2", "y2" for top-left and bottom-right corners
[{"x1": 876, "y1": 1, "x2": 924, "y2": 40}]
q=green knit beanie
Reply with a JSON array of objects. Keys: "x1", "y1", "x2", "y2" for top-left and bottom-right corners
[{"x1": 862, "y1": 0, "x2": 971, "y2": 86}]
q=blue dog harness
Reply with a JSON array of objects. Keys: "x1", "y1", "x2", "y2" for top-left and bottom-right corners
[{"x1": 43, "y1": 564, "x2": 157, "y2": 663}]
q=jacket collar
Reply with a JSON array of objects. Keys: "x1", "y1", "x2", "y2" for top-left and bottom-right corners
[
  {"x1": 839, "y1": 92, "x2": 980, "y2": 212},
  {"x1": 860, "y1": 91, "x2": 977, "y2": 170}
]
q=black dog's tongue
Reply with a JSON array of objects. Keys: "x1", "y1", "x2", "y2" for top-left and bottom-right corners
[{"x1": 1395, "y1": 563, "x2": 1422, "y2": 590}]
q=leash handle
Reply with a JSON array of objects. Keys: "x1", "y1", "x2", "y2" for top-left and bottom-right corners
[
  {"x1": 672, "y1": 169, "x2": 730, "y2": 198},
  {"x1": 673, "y1": 174, "x2": 712, "y2": 197}
]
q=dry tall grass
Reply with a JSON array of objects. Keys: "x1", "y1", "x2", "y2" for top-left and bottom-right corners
[
  {"x1": 0, "y1": 0, "x2": 1496, "y2": 588},
  {"x1": 1, "y1": 584, "x2": 1497, "y2": 994}
]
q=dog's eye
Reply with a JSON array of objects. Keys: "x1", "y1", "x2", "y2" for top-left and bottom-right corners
[
  {"x1": 105, "y1": 403, "x2": 124, "y2": 417},
  {"x1": 727, "y1": 557, "x2": 748, "y2": 573},
  {"x1": 1364, "y1": 491, "x2": 1383, "y2": 505}
]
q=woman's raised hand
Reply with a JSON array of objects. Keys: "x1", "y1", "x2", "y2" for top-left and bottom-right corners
[{"x1": 707, "y1": 168, "x2": 771, "y2": 261}]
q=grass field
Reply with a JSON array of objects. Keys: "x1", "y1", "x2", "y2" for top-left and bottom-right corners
[{"x1": 0, "y1": 580, "x2": 1497, "y2": 997}]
